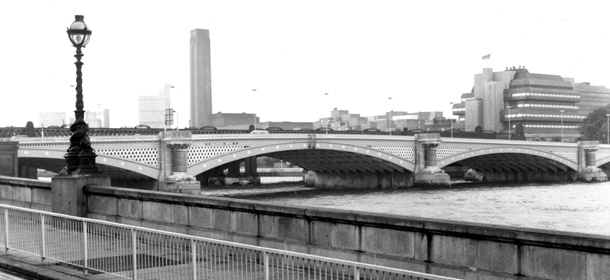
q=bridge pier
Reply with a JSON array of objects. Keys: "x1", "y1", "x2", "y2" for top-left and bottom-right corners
[
  {"x1": 304, "y1": 171, "x2": 413, "y2": 188},
  {"x1": 160, "y1": 131, "x2": 200, "y2": 194},
  {"x1": 0, "y1": 141, "x2": 18, "y2": 177},
  {"x1": 224, "y1": 161, "x2": 258, "y2": 186},
  {"x1": 465, "y1": 168, "x2": 576, "y2": 183},
  {"x1": 240, "y1": 156, "x2": 261, "y2": 186},
  {"x1": 413, "y1": 134, "x2": 450, "y2": 187},
  {"x1": 577, "y1": 141, "x2": 607, "y2": 182},
  {"x1": 206, "y1": 157, "x2": 260, "y2": 186}
]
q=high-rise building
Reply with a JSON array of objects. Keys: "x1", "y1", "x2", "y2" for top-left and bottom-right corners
[
  {"x1": 190, "y1": 29, "x2": 212, "y2": 128},
  {"x1": 453, "y1": 67, "x2": 610, "y2": 138},
  {"x1": 39, "y1": 112, "x2": 66, "y2": 127},
  {"x1": 85, "y1": 109, "x2": 110, "y2": 128},
  {"x1": 138, "y1": 85, "x2": 173, "y2": 128}
]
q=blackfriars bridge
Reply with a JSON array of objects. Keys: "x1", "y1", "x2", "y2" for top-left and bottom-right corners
[{"x1": 4, "y1": 131, "x2": 608, "y2": 192}]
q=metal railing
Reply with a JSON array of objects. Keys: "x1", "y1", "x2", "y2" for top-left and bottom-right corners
[{"x1": 0, "y1": 204, "x2": 459, "y2": 280}]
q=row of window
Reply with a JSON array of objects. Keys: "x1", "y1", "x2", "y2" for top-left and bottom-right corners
[
  {"x1": 510, "y1": 84, "x2": 574, "y2": 90},
  {"x1": 523, "y1": 124, "x2": 579, "y2": 129},
  {"x1": 510, "y1": 92, "x2": 579, "y2": 99},
  {"x1": 452, "y1": 108, "x2": 466, "y2": 112},
  {"x1": 461, "y1": 97, "x2": 475, "y2": 102},
  {"x1": 516, "y1": 104, "x2": 579, "y2": 109},
  {"x1": 506, "y1": 113, "x2": 585, "y2": 119}
]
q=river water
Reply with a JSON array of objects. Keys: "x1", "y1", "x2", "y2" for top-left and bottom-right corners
[{"x1": 202, "y1": 179, "x2": 610, "y2": 236}]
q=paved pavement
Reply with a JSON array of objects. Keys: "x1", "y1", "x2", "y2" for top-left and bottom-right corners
[{"x1": 0, "y1": 251, "x2": 120, "y2": 280}]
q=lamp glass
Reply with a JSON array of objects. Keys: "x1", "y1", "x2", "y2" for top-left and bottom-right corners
[{"x1": 67, "y1": 16, "x2": 91, "y2": 47}]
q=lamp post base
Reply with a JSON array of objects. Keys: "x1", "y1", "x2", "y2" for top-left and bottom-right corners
[{"x1": 52, "y1": 174, "x2": 110, "y2": 217}]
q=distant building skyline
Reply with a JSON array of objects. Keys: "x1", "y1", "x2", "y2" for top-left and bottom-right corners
[
  {"x1": 138, "y1": 85, "x2": 173, "y2": 128},
  {"x1": 38, "y1": 112, "x2": 66, "y2": 127},
  {"x1": 452, "y1": 67, "x2": 610, "y2": 139},
  {"x1": 84, "y1": 109, "x2": 110, "y2": 128},
  {"x1": 190, "y1": 29, "x2": 212, "y2": 128}
]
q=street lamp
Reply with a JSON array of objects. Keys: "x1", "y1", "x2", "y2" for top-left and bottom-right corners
[
  {"x1": 560, "y1": 110, "x2": 565, "y2": 142},
  {"x1": 388, "y1": 97, "x2": 393, "y2": 135},
  {"x1": 606, "y1": 114, "x2": 610, "y2": 145},
  {"x1": 59, "y1": 15, "x2": 99, "y2": 175},
  {"x1": 507, "y1": 106, "x2": 512, "y2": 141}
]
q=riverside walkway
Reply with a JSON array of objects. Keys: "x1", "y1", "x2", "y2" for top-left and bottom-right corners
[{"x1": 0, "y1": 204, "x2": 458, "y2": 280}]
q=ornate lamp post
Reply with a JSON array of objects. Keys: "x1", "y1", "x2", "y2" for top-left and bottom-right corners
[{"x1": 59, "y1": 15, "x2": 100, "y2": 175}]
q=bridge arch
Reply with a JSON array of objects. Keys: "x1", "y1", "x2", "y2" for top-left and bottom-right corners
[
  {"x1": 596, "y1": 155, "x2": 610, "y2": 168},
  {"x1": 18, "y1": 149, "x2": 159, "y2": 179},
  {"x1": 188, "y1": 141, "x2": 415, "y2": 175},
  {"x1": 437, "y1": 146, "x2": 578, "y2": 171}
]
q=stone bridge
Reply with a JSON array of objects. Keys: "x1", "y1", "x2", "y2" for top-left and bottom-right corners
[{"x1": 6, "y1": 132, "x2": 609, "y2": 191}]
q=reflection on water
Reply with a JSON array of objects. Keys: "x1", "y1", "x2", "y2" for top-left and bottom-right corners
[{"x1": 223, "y1": 181, "x2": 610, "y2": 236}]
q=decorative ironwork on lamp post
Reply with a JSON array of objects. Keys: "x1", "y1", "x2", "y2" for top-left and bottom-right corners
[{"x1": 59, "y1": 15, "x2": 100, "y2": 175}]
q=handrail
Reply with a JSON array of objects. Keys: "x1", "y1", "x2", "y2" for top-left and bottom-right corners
[{"x1": 0, "y1": 203, "x2": 460, "y2": 280}]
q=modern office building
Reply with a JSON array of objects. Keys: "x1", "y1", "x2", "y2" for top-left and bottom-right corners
[
  {"x1": 259, "y1": 121, "x2": 315, "y2": 130},
  {"x1": 85, "y1": 109, "x2": 110, "y2": 128},
  {"x1": 39, "y1": 112, "x2": 66, "y2": 127},
  {"x1": 138, "y1": 85, "x2": 173, "y2": 128},
  {"x1": 211, "y1": 112, "x2": 257, "y2": 129},
  {"x1": 190, "y1": 29, "x2": 212, "y2": 128},
  {"x1": 452, "y1": 67, "x2": 610, "y2": 139}
]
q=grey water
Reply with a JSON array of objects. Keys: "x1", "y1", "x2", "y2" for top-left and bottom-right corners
[{"x1": 203, "y1": 179, "x2": 610, "y2": 236}]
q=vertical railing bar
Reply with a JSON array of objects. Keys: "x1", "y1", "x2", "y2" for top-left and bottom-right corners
[
  {"x1": 4, "y1": 208, "x2": 9, "y2": 254},
  {"x1": 191, "y1": 239, "x2": 197, "y2": 280},
  {"x1": 264, "y1": 251, "x2": 269, "y2": 280},
  {"x1": 83, "y1": 221, "x2": 88, "y2": 275},
  {"x1": 132, "y1": 228, "x2": 137, "y2": 280},
  {"x1": 40, "y1": 214, "x2": 45, "y2": 264}
]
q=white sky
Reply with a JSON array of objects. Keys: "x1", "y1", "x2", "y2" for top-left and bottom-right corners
[{"x1": 1, "y1": 0, "x2": 610, "y2": 128}]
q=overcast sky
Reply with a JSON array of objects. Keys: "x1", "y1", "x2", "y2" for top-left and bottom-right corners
[{"x1": 1, "y1": 0, "x2": 609, "y2": 128}]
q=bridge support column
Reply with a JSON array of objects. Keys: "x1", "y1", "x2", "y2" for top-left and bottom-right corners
[
  {"x1": 160, "y1": 131, "x2": 200, "y2": 194},
  {"x1": 304, "y1": 171, "x2": 413, "y2": 188},
  {"x1": 0, "y1": 141, "x2": 18, "y2": 177},
  {"x1": 224, "y1": 161, "x2": 256, "y2": 186},
  {"x1": 413, "y1": 133, "x2": 450, "y2": 187},
  {"x1": 241, "y1": 157, "x2": 261, "y2": 186},
  {"x1": 577, "y1": 141, "x2": 607, "y2": 182}
]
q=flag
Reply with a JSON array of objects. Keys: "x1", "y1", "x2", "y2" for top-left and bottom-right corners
[{"x1": 482, "y1": 54, "x2": 491, "y2": 60}]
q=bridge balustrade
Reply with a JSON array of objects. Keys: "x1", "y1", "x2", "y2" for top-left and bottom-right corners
[
  {"x1": 0, "y1": 203, "x2": 458, "y2": 280},
  {"x1": 2, "y1": 127, "x2": 518, "y2": 140}
]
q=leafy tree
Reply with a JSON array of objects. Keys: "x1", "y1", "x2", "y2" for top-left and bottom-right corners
[{"x1": 578, "y1": 104, "x2": 610, "y2": 142}]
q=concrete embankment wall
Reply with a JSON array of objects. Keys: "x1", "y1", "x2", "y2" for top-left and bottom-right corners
[
  {"x1": 0, "y1": 176, "x2": 51, "y2": 211},
  {"x1": 85, "y1": 185, "x2": 610, "y2": 280}
]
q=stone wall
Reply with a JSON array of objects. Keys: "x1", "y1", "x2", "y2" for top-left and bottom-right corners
[
  {"x1": 84, "y1": 185, "x2": 610, "y2": 280},
  {"x1": 0, "y1": 176, "x2": 52, "y2": 211}
]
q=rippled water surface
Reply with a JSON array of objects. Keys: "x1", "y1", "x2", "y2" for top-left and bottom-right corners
[{"x1": 205, "y1": 181, "x2": 610, "y2": 236}]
